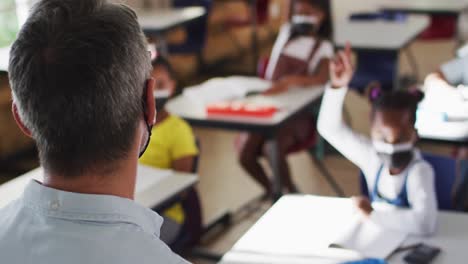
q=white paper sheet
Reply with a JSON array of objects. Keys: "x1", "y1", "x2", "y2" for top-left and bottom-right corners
[
  {"x1": 135, "y1": 165, "x2": 172, "y2": 194},
  {"x1": 330, "y1": 217, "x2": 407, "y2": 259},
  {"x1": 183, "y1": 76, "x2": 272, "y2": 105}
]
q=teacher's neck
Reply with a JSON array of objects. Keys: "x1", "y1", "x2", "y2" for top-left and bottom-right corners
[{"x1": 42, "y1": 157, "x2": 138, "y2": 200}]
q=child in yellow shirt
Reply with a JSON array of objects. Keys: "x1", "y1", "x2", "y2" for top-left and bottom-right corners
[{"x1": 140, "y1": 56, "x2": 200, "y2": 247}]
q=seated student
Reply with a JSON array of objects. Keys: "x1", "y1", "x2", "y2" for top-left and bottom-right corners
[
  {"x1": 139, "y1": 56, "x2": 200, "y2": 246},
  {"x1": 425, "y1": 54, "x2": 468, "y2": 89},
  {"x1": 424, "y1": 58, "x2": 468, "y2": 211},
  {"x1": 238, "y1": 0, "x2": 333, "y2": 197},
  {"x1": 318, "y1": 45, "x2": 437, "y2": 236}
]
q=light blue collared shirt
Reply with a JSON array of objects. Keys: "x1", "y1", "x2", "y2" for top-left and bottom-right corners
[{"x1": 0, "y1": 180, "x2": 189, "y2": 264}]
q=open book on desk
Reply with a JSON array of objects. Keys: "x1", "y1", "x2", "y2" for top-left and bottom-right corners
[{"x1": 329, "y1": 216, "x2": 407, "y2": 260}]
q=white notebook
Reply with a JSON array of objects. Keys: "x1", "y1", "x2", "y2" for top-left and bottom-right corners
[
  {"x1": 183, "y1": 76, "x2": 272, "y2": 105},
  {"x1": 330, "y1": 217, "x2": 407, "y2": 259}
]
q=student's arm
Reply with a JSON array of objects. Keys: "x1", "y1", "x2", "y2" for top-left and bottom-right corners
[
  {"x1": 172, "y1": 156, "x2": 196, "y2": 173},
  {"x1": 440, "y1": 56, "x2": 468, "y2": 86},
  {"x1": 425, "y1": 56, "x2": 468, "y2": 90},
  {"x1": 265, "y1": 24, "x2": 292, "y2": 81},
  {"x1": 318, "y1": 85, "x2": 376, "y2": 171},
  {"x1": 282, "y1": 58, "x2": 330, "y2": 86},
  {"x1": 170, "y1": 119, "x2": 199, "y2": 173},
  {"x1": 318, "y1": 45, "x2": 377, "y2": 172},
  {"x1": 369, "y1": 163, "x2": 438, "y2": 236},
  {"x1": 264, "y1": 59, "x2": 330, "y2": 95}
]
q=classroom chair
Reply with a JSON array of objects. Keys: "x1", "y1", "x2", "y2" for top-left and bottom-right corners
[
  {"x1": 419, "y1": 15, "x2": 457, "y2": 41},
  {"x1": 350, "y1": 50, "x2": 398, "y2": 93},
  {"x1": 169, "y1": 0, "x2": 213, "y2": 68},
  {"x1": 222, "y1": 0, "x2": 270, "y2": 27},
  {"x1": 221, "y1": 0, "x2": 272, "y2": 67},
  {"x1": 360, "y1": 152, "x2": 457, "y2": 211}
]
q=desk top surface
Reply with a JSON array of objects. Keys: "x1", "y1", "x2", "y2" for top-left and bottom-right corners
[
  {"x1": 0, "y1": 7, "x2": 206, "y2": 72},
  {"x1": 0, "y1": 165, "x2": 197, "y2": 209},
  {"x1": 378, "y1": 0, "x2": 468, "y2": 14},
  {"x1": 137, "y1": 6, "x2": 206, "y2": 33},
  {"x1": 220, "y1": 195, "x2": 468, "y2": 264},
  {"x1": 332, "y1": 0, "x2": 430, "y2": 50},
  {"x1": 166, "y1": 85, "x2": 324, "y2": 132},
  {"x1": 0, "y1": 46, "x2": 10, "y2": 72}
]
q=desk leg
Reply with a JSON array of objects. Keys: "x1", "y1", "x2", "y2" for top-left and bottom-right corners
[
  {"x1": 266, "y1": 137, "x2": 283, "y2": 201},
  {"x1": 154, "y1": 34, "x2": 169, "y2": 56},
  {"x1": 250, "y1": 0, "x2": 259, "y2": 74}
]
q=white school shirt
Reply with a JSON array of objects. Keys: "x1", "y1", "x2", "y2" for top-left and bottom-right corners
[
  {"x1": 317, "y1": 85, "x2": 438, "y2": 236},
  {"x1": 441, "y1": 56, "x2": 468, "y2": 86},
  {"x1": 265, "y1": 23, "x2": 334, "y2": 81},
  {"x1": 0, "y1": 180, "x2": 189, "y2": 264}
]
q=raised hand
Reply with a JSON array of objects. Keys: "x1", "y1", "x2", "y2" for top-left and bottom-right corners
[{"x1": 330, "y1": 43, "x2": 354, "y2": 89}]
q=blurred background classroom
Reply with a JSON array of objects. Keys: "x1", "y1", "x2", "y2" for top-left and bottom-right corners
[{"x1": 1, "y1": 0, "x2": 468, "y2": 263}]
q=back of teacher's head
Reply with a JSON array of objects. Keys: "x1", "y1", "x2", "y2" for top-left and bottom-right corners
[{"x1": 8, "y1": 0, "x2": 152, "y2": 177}]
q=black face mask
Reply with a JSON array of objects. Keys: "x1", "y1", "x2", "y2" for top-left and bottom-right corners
[
  {"x1": 291, "y1": 23, "x2": 316, "y2": 37},
  {"x1": 290, "y1": 15, "x2": 318, "y2": 37},
  {"x1": 139, "y1": 112, "x2": 152, "y2": 158},
  {"x1": 377, "y1": 151, "x2": 414, "y2": 170},
  {"x1": 373, "y1": 140, "x2": 415, "y2": 170}
]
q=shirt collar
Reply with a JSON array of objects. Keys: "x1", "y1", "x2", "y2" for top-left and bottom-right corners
[{"x1": 22, "y1": 180, "x2": 163, "y2": 237}]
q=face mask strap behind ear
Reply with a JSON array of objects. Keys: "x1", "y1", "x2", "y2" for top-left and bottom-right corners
[{"x1": 139, "y1": 83, "x2": 153, "y2": 158}]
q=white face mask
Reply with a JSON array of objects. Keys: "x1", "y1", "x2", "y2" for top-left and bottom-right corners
[
  {"x1": 291, "y1": 15, "x2": 319, "y2": 26},
  {"x1": 372, "y1": 140, "x2": 414, "y2": 155},
  {"x1": 154, "y1": 89, "x2": 171, "y2": 112},
  {"x1": 373, "y1": 140, "x2": 415, "y2": 170},
  {"x1": 154, "y1": 89, "x2": 171, "y2": 99},
  {"x1": 372, "y1": 140, "x2": 414, "y2": 154}
]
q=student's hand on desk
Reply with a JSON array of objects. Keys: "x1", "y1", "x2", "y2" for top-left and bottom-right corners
[
  {"x1": 263, "y1": 82, "x2": 289, "y2": 95},
  {"x1": 330, "y1": 43, "x2": 354, "y2": 89},
  {"x1": 352, "y1": 196, "x2": 373, "y2": 218}
]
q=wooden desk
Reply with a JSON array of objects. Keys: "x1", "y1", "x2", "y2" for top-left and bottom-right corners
[
  {"x1": 379, "y1": 0, "x2": 468, "y2": 16},
  {"x1": 167, "y1": 83, "x2": 325, "y2": 200},
  {"x1": 137, "y1": 7, "x2": 206, "y2": 36},
  {"x1": 332, "y1": 0, "x2": 430, "y2": 90},
  {"x1": 0, "y1": 46, "x2": 10, "y2": 72},
  {"x1": 332, "y1": 0, "x2": 430, "y2": 50},
  {"x1": 137, "y1": 6, "x2": 206, "y2": 54},
  {"x1": 0, "y1": 165, "x2": 198, "y2": 209},
  {"x1": 220, "y1": 195, "x2": 468, "y2": 264}
]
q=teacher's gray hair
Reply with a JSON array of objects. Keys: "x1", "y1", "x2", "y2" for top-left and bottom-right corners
[{"x1": 9, "y1": 0, "x2": 152, "y2": 176}]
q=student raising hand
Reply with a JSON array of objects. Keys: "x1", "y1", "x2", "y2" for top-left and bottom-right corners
[{"x1": 330, "y1": 43, "x2": 354, "y2": 89}]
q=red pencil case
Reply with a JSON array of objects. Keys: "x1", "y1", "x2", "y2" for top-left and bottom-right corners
[{"x1": 206, "y1": 102, "x2": 278, "y2": 118}]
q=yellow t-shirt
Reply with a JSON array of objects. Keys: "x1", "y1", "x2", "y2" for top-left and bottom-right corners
[
  {"x1": 140, "y1": 115, "x2": 198, "y2": 169},
  {"x1": 139, "y1": 115, "x2": 198, "y2": 224}
]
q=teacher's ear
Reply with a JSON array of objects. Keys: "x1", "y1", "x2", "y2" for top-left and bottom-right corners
[
  {"x1": 144, "y1": 78, "x2": 156, "y2": 126},
  {"x1": 11, "y1": 102, "x2": 32, "y2": 138}
]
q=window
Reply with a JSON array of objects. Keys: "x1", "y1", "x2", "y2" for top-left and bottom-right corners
[{"x1": 0, "y1": 0, "x2": 19, "y2": 48}]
